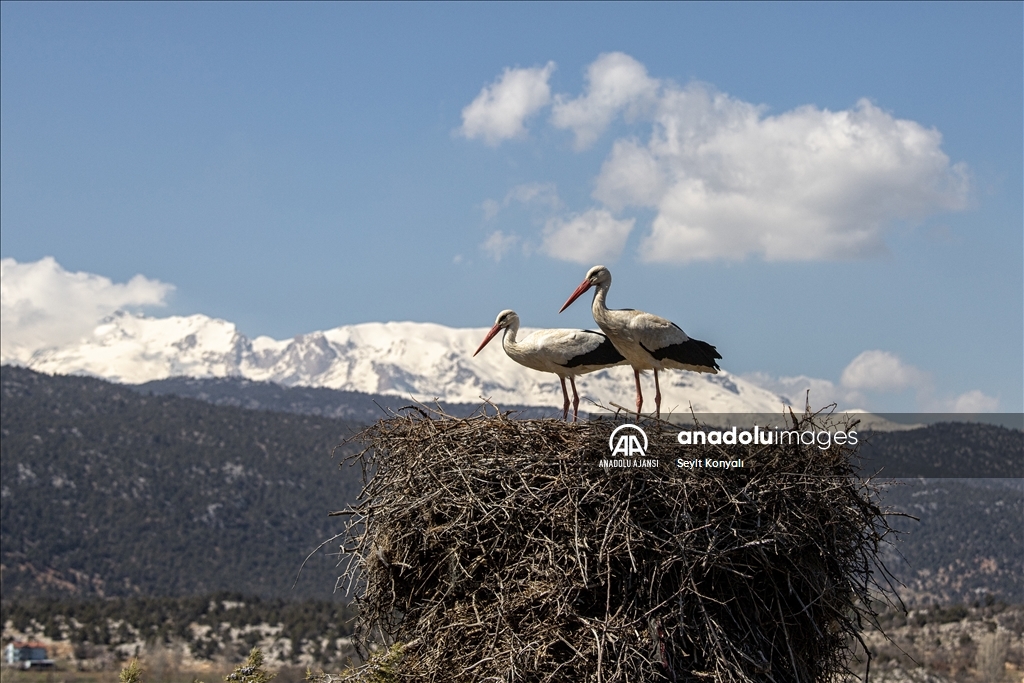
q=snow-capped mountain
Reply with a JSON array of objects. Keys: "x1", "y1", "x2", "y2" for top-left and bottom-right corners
[{"x1": 9, "y1": 311, "x2": 791, "y2": 413}]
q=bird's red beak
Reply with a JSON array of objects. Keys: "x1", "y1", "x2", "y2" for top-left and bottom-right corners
[
  {"x1": 559, "y1": 279, "x2": 593, "y2": 313},
  {"x1": 473, "y1": 323, "x2": 502, "y2": 357}
]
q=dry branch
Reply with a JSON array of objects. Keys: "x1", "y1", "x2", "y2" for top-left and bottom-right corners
[{"x1": 334, "y1": 406, "x2": 895, "y2": 682}]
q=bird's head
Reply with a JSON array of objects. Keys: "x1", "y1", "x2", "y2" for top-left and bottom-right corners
[
  {"x1": 473, "y1": 309, "x2": 518, "y2": 356},
  {"x1": 559, "y1": 265, "x2": 610, "y2": 313}
]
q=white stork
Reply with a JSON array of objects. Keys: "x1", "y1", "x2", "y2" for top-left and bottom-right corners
[
  {"x1": 473, "y1": 309, "x2": 626, "y2": 421},
  {"x1": 559, "y1": 265, "x2": 721, "y2": 419}
]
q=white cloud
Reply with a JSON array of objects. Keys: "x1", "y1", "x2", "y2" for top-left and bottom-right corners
[
  {"x1": 480, "y1": 230, "x2": 519, "y2": 262},
  {"x1": 594, "y1": 84, "x2": 971, "y2": 262},
  {"x1": 841, "y1": 351, "x2": 1001, "y2": 411},
  {"x1": 551, "y1": 52, "x2": 659, "y2": 150},
  {"x1": 541, "y1": 209, "x2": 634, "y2": 264},
  {"x1": 840, "y1": 350, "x2": 928, "y2": 393},
  {"x1": 593, "y1": 138, "x2": 666, "y2": 211},
  {"x1": 466, "y1": 53, "x2": 968, "y2": 261},
  {"x1": 460, "y1": 62, "x2": 556, "y2": 146},
  {"x1": 745, "y1": 350, "x2": 999, "y2": 413},
  {"x1": 1, "y1": 257, "x2": 173, "y2": 363},
  {"x1": 949, "y1": 390, "x2": 1000, "y2": 413}
]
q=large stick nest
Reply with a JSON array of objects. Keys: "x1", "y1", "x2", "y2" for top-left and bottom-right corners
[{"x1": 335, "y1": 407, "x2": 895, "y2": 682}]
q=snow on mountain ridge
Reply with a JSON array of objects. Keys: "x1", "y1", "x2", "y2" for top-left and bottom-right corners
[{"x1": 10, "y1": 311, "x2": 790, "y2": 412}]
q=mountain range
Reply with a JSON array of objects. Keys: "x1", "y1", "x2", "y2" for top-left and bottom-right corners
[
  {"x1": 7, "y1": 310, "x2": 790, "y2": 414},
  {"x1": 0, "y1": 365, "x2": 361, "y2": 600},
  {"x1": 2, "y1": 365, "x2": 1021, "y2": 605}
]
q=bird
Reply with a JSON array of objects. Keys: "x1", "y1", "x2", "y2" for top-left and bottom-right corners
[
  {"x1": 473, "y1": 309, "x2": 627, "y2": 421},
  {"x1": 558, "y1": 265, "x2": 721, "y2": 420}
]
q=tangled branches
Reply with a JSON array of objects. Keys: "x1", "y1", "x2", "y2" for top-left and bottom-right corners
[{"x1": 335, "y1": 407, "x2": 895, "y2": 682}]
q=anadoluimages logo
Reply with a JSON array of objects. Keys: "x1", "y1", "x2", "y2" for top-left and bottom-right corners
[{"x1": 608, "y1": 424, "x2": 648, "y2": 458}]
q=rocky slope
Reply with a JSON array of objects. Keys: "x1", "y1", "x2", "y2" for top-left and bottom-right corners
[{"x1": 9, "y1": 311, "x2": 788, "y2": 413}]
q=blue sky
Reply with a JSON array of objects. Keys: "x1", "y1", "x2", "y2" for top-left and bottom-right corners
[{"x1": 1, "y1": 2, "x2": 1021, "y2": 412}]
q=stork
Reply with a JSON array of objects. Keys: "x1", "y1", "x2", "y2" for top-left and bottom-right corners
[
  {"x1": 559, "y1": 265, "x2": 721, "y2": 419},
  {"x1": 473, "y1": 309, "x2": 626, "y2": 421}
]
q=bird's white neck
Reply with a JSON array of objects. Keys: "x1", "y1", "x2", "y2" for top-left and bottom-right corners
[
  {"x1": 500, "y1": 320, "x2": 520, "y2": 352},
  {"x1": 591, "y1": 282, "x2": 611, "y2": 327}
]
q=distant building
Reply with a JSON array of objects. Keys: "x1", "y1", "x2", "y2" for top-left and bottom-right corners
[{"x1": 4, "y1": 642, "x2": 55, "y2": 670}]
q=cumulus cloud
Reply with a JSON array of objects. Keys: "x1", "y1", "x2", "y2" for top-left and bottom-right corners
[
  {"x1": 745, "y1": 349, "x2": 999, "y2": 413},
  {"x1": 839, "y1": 350, "x2": 928, "y2": 393},
  {"x1": 480, "y1": 231, "x2": 520, "y2": 262},
  {"x1": 551, "y1": 52, "x2": 659, "y2": 150},
  {"x1": 599, "y1": 85, "x2": 970, "y2": 262},
  {"x1": 460, "y1": 62, "x2": 556, "y2": 146},
  {"x1": 0, "y1": 257, "x2": 173, "y2": 363},
  {"x1": 541, "y1": 209, "x2": 634, "y2": 264},
  {"x1": 949, "y1": 390, "x2": 1000, "y2": 413},
  {"x1": 592, "y1": 138, "x2": 666, "y2": 211},
  {"x1": 839, "y1": 351, "x2": 1000, "y2": 411},
  {"x1": 463, "y1": 53, "x2": 970, "y2": 262}
]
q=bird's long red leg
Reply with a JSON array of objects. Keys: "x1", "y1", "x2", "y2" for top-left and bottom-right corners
[
  {"x1": 654, "y1": 370, "x2": 662, "y2": 420},
  {"x1": 559, "y1": 376, "x2": 570, "y2": 421},
  {"x1": 569, "y1": 376, "x2": 580, "y2": 422},
  {"x1": 633, "y1": 368, "x2": 644, "y2": 418}
]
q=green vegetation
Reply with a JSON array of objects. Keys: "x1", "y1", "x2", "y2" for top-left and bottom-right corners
[
  {"x1": 116, "y1": 647, "x2": 276, "y2": 683},
  {"x1": 1, "y1": 364, "x2": 1020, "y2": 621},
  {"x1": 1, "y1": 365, "x2": 364, "y2": 600},
  {"x1": 348, "y1": 643, "x2": 407, "y2": 683},
  {"x1": 879, "y1": 478, "x2": 1023, "y2": 604},
  {"x1": 849, "y1": 601, "x2": 1024, "y2": 681},
  {"x1": 120, "y1": 658, "x2": 144, "y2": 683},
  {"x1": 225, "y1": 647, "x2": 276, "y2": 683},
  {"x1": 2, "y1": 593, "x2": 356, "y2": 664}
]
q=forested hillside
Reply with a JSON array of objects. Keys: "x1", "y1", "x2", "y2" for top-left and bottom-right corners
[
  {"x1": 861, "y1": 423, "x2": 1023, "y2": 604},
  {"x1": 135, "y1": 374, "x2": 556, "y2": 420},
  {"x1": 0, "y1": 366, "x2": 363, "y2": 600},
  {"x1": 860, "y1": 420, "x2": 1023, "y2": 478},
  {"x1": 880, "y1": 478, "x2": 1023, "y2": 604},
  {"x1": 1, "y1": 365, "x2": 1021, "y2": 605}
]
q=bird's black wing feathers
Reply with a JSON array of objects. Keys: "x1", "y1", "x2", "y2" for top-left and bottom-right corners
[
  {"x1": 562, "y1": 333, "x2": 625, "y2": 368},
  {"x1": 648, "y1": 338, "x2": 721, "y2": 370}
]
